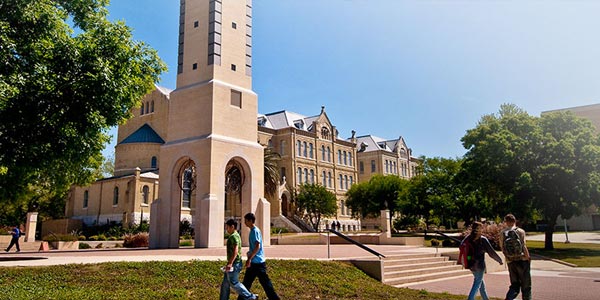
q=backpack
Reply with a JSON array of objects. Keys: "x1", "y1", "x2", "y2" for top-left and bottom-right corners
[
  {"x1": 502, "y1": 228, "x2": 524, "y2": 260},
  {"x1": 458, "y1": 238, "x2": 474, "y2": 269}
]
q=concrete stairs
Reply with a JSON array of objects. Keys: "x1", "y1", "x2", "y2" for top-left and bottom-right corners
[{"x1": 382, "y1": 253, "x2": 470, "y2": 287}]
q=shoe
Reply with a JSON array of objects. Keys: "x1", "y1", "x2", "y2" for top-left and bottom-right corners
[
  {"x1": 16, "y1": 250, "x2": 20, "y2": 253},
  {"x1": 252, "y1": 294, "x2": 259, "y2": 300},
  {"x1": 4, "y1": 249, "x2": 7, "y2": 252}
]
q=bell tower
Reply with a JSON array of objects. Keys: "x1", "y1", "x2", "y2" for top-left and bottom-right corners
[{"x1": 150, "y1": 0, "x2": 270, "y2": 248}]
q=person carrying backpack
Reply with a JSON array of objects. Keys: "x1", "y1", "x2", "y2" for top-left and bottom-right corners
[
  {"x1": 499, "y1": 214, "x2": 531, "y2": 300},
  {"x1": 460, "y1": 221, "x2": 503, "y2": 300}
]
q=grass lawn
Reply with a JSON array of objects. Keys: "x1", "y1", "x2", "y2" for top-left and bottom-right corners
[
  {"x1": 527, "y1": 240, "x2": 600, "y2": 267},
  {"x1": 0, "y1": 260, "x2": 468, "y2": 300}
]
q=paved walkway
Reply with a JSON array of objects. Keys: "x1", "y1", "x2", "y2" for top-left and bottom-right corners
[
  {"x1": 527, "y1": 231, "x2": 600, "y2": 244},
  {"x1": 2, "y1": 243, "x2": 600, "y2": 299}
]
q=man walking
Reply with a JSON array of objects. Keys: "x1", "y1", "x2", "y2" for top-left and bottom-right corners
[
  {"x1": 220, "y1": 219, "x2": 258, "y2": 300},
  {"x1": 5, "y1": 225, "x2": 20, "y2": 252},
  {"x1": 499, "y1": 214, "x2": 531, "y2": 300},
  {"x1": 238, "y1": 213, "x2": 280, "y2": 300}
]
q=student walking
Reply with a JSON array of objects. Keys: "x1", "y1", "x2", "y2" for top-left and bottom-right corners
[
  {"x1": 5, "y1": 225, "x2": 21, "y2": 252},
  {"x1": 461, "y1": 221, "x2": 503, "y2": 300},
  {"x1": 238, "y1": 213, "x2": 280, "y2": 300},
  {"x1": 500, "y1": 214, "x2": 531, "y2": 300},
  {"x1": 220, "y1": 219, "x2": 258, "y2": 300}
]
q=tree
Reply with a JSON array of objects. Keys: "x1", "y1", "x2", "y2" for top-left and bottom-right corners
[
  {"x1": 398, "y1": 157, "x2": 464, "y2": 229},
  {"x1": 263, "y1": 148, "x2": 281, "y2": 198},
  {"x1": 0, "y1": 0, "x2": 166, "y2": 221},
  {"x1": 461, "y1": 104, "x2": 600, "y2": 249},
  {"x1": 295, "y1": 184, "x2": 337, "y2": 231}
]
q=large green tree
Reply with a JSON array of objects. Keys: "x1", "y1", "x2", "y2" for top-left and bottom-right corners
[
  {"x1": 462, "y1": 104, "x2": 600, "y2": 249},
  {"x1": 0, "y1": 0, "x2": 166, "y2": 223},
  {"x1": 296, "y1": 183, "x2": 338, "y2": 231}
]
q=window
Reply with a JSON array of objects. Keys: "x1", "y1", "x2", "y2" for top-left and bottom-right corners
[
  {"x1": 140, "y1": 103, "x2": 144, "y2": 115},
  {"x1": 145, "y1": 103, "x2": 149, "y2": 114},
  {"x1": 151, "y1": 156, "x2": 157, "y2": 169},
  {"x1": 385, "y1": 161, "x2": 389, "y2": 173},
  {"x1": 327, "y1": 147, "x2": 331, "y2": 162},
  {"x1": 113, "y1": 187, "x2": 119, "y2": 206},
  {"x1": 304, "y1": 168, "x2": 309, "y2": 183},
  {"x1": 151, "y1": 101, "x2": 155, "y2": 113},
  {"x1": 310, "y1": 169, "x2": 315, "y2": 184},
  {"x1": 343, "y1": 151, "x2": 347, "y2": 165},
  {"x1": 322, "y1": 171, "x2": 326, "y2": 186},
  {"x1": 231, "y1": 64, "x2": 237, "y2": 71},
  {"x1": 303, "y1": 142, "x2": 307, "y2": 157},
  {"x1": 321, "y1": 126, "x2": 330, "y2": 140},
  {"x1": 267, "y1": 139, "x2": 273, "y2": 149},
  {"x1": 350, "y1": 176, "x2": 353, "y2": 187},
  {"x1": 279, "y1": 140, "x2": 286, "y2": 155},
  {"x1": 309, "y1": 143, "x2": 313, "y2": 159},
  {"x1": 328, "y1": 172, "x2": 332, "y2": 187},
  {"x1": 182, "y1": 166, "x2": 193, "y2": 208},
  {"x1": 339, "y1": 174, "x2": 343, "y2": 189},
  {"x1": 359, "y1": 161, "x2": 364, "y2": 174},
  {"x1": 194, "y1": 21, "x2": 199, "y2": 28},
  {"x1": 341, "y1": 200, "x2": 345, "y2": 215},
  {"x1": 349, "y1": 152, "x2": 353, "y2": 166},
  {"x1": 338, "y1": 150, "x2": 342, "y2": 164},
  {"x1": 192, "y1": 63, "x2": 198, "y2": 70},
  {"x1": 297, "y1": 168, "x2": 302, "y2": 184},
  {"x1": 142, "y1": 185, "x2": 150, "y2": 204},
  {"x1": 321, "y1": 145, "x2": 325, "y2": 161},
  {"x1": 371, "y1": 160, "x2": 376, "y2": 172},
  {"x1": 281, "y1": 167, "x2": 286, "y2": 180},
  {"x1": 232, "y1": 22, "x2": 237, "y2": 29},
  {"x1": 297, "y1": 141, "x2": 301, "y2": 156},
  {"x1": 344, "y1": 175, "x2": 349, "y2": 190},
  {"x1": 231, "y1": 90, "x2": 242, "y2": 108},
  {"x1": 83, "y1": 190, "x2": 89, "y2": 208}
]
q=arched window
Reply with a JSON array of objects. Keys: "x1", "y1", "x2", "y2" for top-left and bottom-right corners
[
  {"x1": 339, "y1": 174, "x2": 343, "y2": 189},
  {"x1": 328, "y1": 172, "x2": 332, "y2": 187},
  {"x1": 310, "y1": 169, "x2": 315, "y2": 184},
  {"x1": 140, "y1": 103, "x2": 144, "y2": 115},
  {"x1": 338, "y1": 150, "x2": 342, "y2": 164},
  {"x1": 385, "y1": 161, "x2": 389, "y2": 173},
  {"x1": 182, "y1": 166, "x2": 193, "y2": 208},
  {"x1": 344, "y1": 175, "x2": 349, "y2": 190},
  {"x1": 268, "y1": 139, "x2": 273, "y2": 149},
  {"x1": 145, "y1": 102, "x2": 149, "y2": 114},
  {"x1": 327, "y1": 147, "x2": 331, "y2": 162},
  {"x1": 142, "y1": 185, "x2": 150, "y2": 204},
  {"x1": 341, "y1": 200, "x2": 345, "y2": 215},
  {"x1": 309, "y1": 143, "x2": 313, "y2": 158},
  {"x1": 297, "y1": 141, "x2": 301, "y2": 156},
  {"x1": 303, "y1": 141, "x2": 308, "y2": 157},
  {"x1": 359, "y1": 161, "x2": 364, "y2": 174},
  {"x1": 350, "y1": 176, "x2": 354, "y2": 186},
  {"x1": 151, "y1": 100, "x2": 155, "y2": 113},
  {"x1": 280, "y1": 140, "x2": 286, "y2": 155},
  {"x1": 321, "y1": 145, "x2": 326, "y2": 161},
  {"x1": 321, "y1": 126, "x2": 330, "y2": 140},
  {"x1": 343, "y1": 151, "x2": 347, "y2": 165},
  {"x1": 151, "y1": 156, "x2": 157, "y2": 169},
  {"x1": 83, "y1": 190, "x2": 89, "y2": 208},
  {"x1": 349, "y1": 152, "x2": 353, "y2": 166},
  {"x1": 297, "y1": 167, "x2": 302, "y2": 184},
  {"x1": 304, "y1": 168, "x2": 309, "y2": 183},
  {"x1": 322, "y1": 171, "x2": 326, "y2": 186},
  {"x1": 113, "y1": 187, "x2": 119, "y2": 205}
]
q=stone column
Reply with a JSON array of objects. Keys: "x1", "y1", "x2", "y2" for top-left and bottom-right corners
[
  {"x1": 380, "y1": 209, "x2": 391, "y2": 238},
  {"x1": 24, "y1": 212, "x2": 38, "y2": 242}
]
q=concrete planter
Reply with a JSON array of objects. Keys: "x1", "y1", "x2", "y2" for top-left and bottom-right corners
[{"x1": 49, "y1": 241, "x2": 79, "y2": 250}]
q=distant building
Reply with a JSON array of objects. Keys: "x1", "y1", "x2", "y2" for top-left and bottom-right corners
[{"x1": 542, "y1": 103, "x2": 600, "y2": 230}]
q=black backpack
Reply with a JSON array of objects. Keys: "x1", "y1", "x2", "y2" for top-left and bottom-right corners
[{"x1": 502, "y1": 228, "x2": 524, "y2": 260}]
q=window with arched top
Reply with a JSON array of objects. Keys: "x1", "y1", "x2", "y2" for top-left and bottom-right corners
[
  {"x1": 140, "y1": 103, "x2": 144, "y2": 115},
  {"x1": 280, "y1": 140, "x2": 286, "y2": 155},
  {"x1": 113, "y1": 187, "x2": 119, "y2": 205},
  {"x1": 303, "y1": 141, "x2": 308, "y2": 157},
  {"x1": 339, "y1": 174, "x2": 343, "y2": 189},
  {"x1": 297, "y1": 167, "x2": 302, "y2": 184},
  {"x1": 322, "y1": 171, "x2": 326, "y2": 186},
  {"x1": 268, "y1": 139, "x2": 273, "y2": 149},
  {"x1": 343, "y1": 151, "x2": 347, "y2": 165},
  {"x1": 327, "y1": 147, "x2": 331, "y2": 162},
  {"x1": 344, "y1": 175, "x2": 349, "y2": 190},
  {"x1": 310, "y1": 169, "x2": 315, "y2": 184},
  {"x1": 321, "y1": 145, "x2": 326, "y2": 161},
  {"x1": 309, "y1": 143, "x2": 313, "y2": 158},
  {"x1": 145, "y1": 102, "x2": 149, "y2": 114},
  {"x1": 304, "y1": 168, "x2": 309, "y2": 183},
  {"x1": 142, "y1": 185, "x2": 150, "y2": 204},
  {"x1": 321, "y1": 126, "x2": 330, "y2": 139},
  {"x1": 151, "y1": 156, "x2": 157, "y2": 169},
  {"x1": 338, "y1": 150, "x2": 342, "y2": 164},
  {"x1": 349, "y1": 152, "x2": 353, "y2": 166},
  {"x1": 151, "y1": 101, "x2": 155, "y2": 113},
  {"x1": 297, "y1": 141, "x2": 301, "y2": 156},
  {"x1": 328, "y1": 172, "x2": 332, "y2": 187}
]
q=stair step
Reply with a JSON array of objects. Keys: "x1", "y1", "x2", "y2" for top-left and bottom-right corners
[
  {"x1": 384, "y1": 260, "x2": 457, "y2": 272},
  {"x1": 384, "y1": 256, "x2": 448, "y2": 266},
  {"x1": 385, "y1": 264, "x2": 464, "y2": 278},
  {"x1": 384, "y1": 253, "x2": 440, "y2": 260},
  {"x1": 385, "y1": 269, "x2": 471, "y2": 286}
]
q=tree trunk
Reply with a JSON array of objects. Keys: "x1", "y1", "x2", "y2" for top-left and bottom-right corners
[{"x1": 544, "y1": 218, "x2": 556, "y2": 250}]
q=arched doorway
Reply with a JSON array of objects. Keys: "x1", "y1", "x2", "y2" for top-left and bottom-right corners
[
  {"x1": 225, "y1": 159, "x2": 245, "y2": 230},
  {"x1": 281, "y1": 193, "x2": 289, "y2": 217}
]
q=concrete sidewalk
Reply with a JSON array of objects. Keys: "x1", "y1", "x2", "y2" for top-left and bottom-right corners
[{"x1": 2, "y1": 244, "x2": 600, "y2": 299}]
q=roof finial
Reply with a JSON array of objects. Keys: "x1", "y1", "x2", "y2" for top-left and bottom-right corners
[{"x1": 321, "y1": 106, "x2": 325, "y2": 113}]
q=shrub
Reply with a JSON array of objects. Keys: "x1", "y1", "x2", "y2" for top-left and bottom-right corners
[
  {"x1": 114, "y1": 243, "x2": 123, "y2": 248},
  {"x1": 78, "y1": 235, "x2": 87, "y2": 241},
  {"x1": 271, "y1": 227, "x2": 289, "y2": 234},
  {"x1": 43, "y1": 234, "x2": 78, "y2": 242},
  {"x1": 123, "y1": 232, "x2": 149, "y2": 248},
  {"x1": 108, "y1": 236, "x2": 118, "y2": 241},
  {"x1": 442, "y1": 239, "x2": 458, "y2": 247},
  {"x1": 179, "y1": 240, "x2": 193, "y2": 247},
  {"x1": 460, "y1": 222, "x2": 505, "y2": 250},
  {"x1": 88, "y1": 235, "x2": 99, "y2": 241},
  {"x1": 95, "y1": 243, "x2": 104, "y2": 249},
  {"x1": 79, "y1": 243, "x2": 91, "y2": 249},
  {"x1": 430, "y1": 239, "x2": 440, "y2": 246}
]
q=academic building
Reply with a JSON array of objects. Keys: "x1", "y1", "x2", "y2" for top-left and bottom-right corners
[{"x1": 64, "y1": 0, "x2": 420, "y2": 241}]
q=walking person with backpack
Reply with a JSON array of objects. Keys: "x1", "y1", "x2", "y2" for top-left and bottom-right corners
[
  {"x1": 459, "y1": 221, "x2": 503, "y2": 300},
  {"x1": 500, "y1": 214, "x2": 531, "y2": 300}
]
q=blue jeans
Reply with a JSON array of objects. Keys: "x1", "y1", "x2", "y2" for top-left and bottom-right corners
[
  {"x1": 468, "y1": 269, "x2": 489, "y2": 300},
  {"x1": 219, "y1": 261, "x2": 255, "y2": 300}
]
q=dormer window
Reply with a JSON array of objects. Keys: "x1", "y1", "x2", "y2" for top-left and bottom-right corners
[
  {"x1": 321, "y1": 126, "x2": 330, "y2": 139},
  {"x1": 294, "y1": 120, "x2": 304, "y2": 129},
  {"x1": 257, "y1": 117, "x2": 267, "y2": 126}
]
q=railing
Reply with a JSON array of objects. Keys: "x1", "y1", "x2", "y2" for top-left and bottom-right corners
[
  {"x1": 327, "y1": 229, "x2": 385, "y2": 259},
  {"x1": 433, "y1": 230, "x2": 462, "y2": 243}
]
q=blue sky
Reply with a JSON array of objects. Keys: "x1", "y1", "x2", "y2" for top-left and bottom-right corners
[{"x1": 102, "y1": 0, "x2": 600, "y2": 159}]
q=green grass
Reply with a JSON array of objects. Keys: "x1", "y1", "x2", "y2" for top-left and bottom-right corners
[
  {"x1": 0, "y1": 260, "x2": 468, "y2": 300},
  {"x1": 527, "y1": 240, "x2": 600, "y2": 267}
]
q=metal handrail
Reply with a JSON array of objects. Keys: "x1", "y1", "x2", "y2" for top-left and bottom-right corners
[
  {"x1": 433, "y1": 230, "x2": 462, "y2": 243},
  {"x1": 327, "y1": 229, "x2": 386, "y2": 259}
]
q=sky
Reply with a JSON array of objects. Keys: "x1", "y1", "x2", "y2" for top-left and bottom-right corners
[{"x1": 102, "y1": 0, "x2": 600, "y2": 159}]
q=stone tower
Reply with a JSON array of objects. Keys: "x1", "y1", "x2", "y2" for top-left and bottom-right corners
[{"x1": 150, "y1": 0, "x2": 269, "y2": 248}]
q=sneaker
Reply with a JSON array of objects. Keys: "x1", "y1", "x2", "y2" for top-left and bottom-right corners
[
  {"x1": 4, "y1": 249, "x2": 7, "y2": 252},
  {"x1": 16, "y1": 250, "x2": 20, "y2": 253}
]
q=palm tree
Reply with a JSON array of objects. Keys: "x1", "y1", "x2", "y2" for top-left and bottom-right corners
[{"x1": 263, "y1": 147, "x2": 281, "y2": 198}]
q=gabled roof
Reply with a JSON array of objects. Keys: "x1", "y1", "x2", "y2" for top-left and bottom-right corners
[
  {"x1": 259, "y1": 110, "x2": 320, "y2": 131},
  {"x1": 119, "y1": 124, "x2": 165, "y2": 145},
  {"x1": 353, "y1": 135, "x2": 410, "y2": 154},
  {"x1": 154, "y1": 84, "x2": 172, "y2": 98}
]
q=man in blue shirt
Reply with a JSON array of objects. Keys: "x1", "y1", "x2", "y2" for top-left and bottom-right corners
[
  {"x1": 238, "y1": 213, "x2": 280, "y2": 300},
  {"x1": 5, "y1": 225, "x2": 20, "y2": 252}
]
